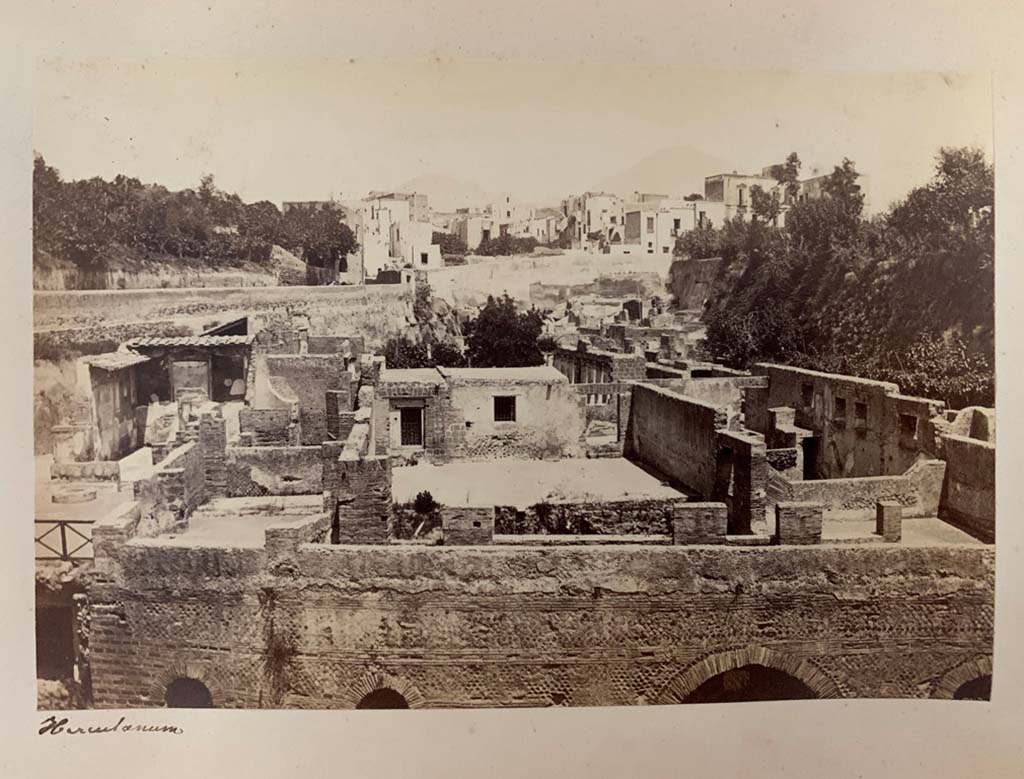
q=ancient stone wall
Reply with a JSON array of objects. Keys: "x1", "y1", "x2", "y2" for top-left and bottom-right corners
[
  {"x1": 448, "y1": 381, "x2": 584, "y2": 460},
  {"x1": 263, "y1": 355, "x2": 349, "y2": 445},
  {"x1": 493, "y1": 497, "x2": 690, "y2": 535},
  {"x1": 625, "y1": 383, "x2": 727, "y2": 496},
  {"x1": 238, "y1": 408, "x2": 295, "y2": 446},
  {"x1": 939, "y1": 434, "x2": 995, "y2": 542},
  {"x1": 225, "y1": 446, "x2": 323, "y2": 497},
  {"x1": 85, "y1": 537, "x2": 994, "y2": 709},
  {"x1": 778, "y1": 459, "x2": 947, "y2": 521},
  {"x1": 754, "y1": 364, "x2": 944, "y2": 479}
]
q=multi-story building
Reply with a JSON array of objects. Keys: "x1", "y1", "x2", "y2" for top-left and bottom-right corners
[
  {"x1": 366, "y1": 191, "x2": 430, "y2": 223},
  {"x1": 357, "y1": 193, "x2": 440, "y2": 278},
  {"x1": 561, "y1": 192, "x2": 624, "y2": 249}
]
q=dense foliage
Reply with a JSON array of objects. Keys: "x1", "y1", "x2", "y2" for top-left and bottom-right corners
[
  {"x1": 476, "y1": 234, "x2": 539, "y2": 256},
  {"x1": 32, "y1": 155, "x2": 357, "y2": 270},
  {"x1": 432, "y1": 231, "x2": 468, "y2": 256},
  {"x1": 464, "y1": 294, "x2": 546, "y2": 367},
  {"x1": 381, "y1": 337, "x2": 466, "y2": 369},
  {"x1": 676, "y1": 147, "x2": 993, "y2": 407}
]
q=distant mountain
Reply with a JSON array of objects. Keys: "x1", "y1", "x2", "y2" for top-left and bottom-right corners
[
  {"x1": 394, "y1": 174, "x2": 494, "y2": 212},
  {"x1": 591, "y1": 146, "x2": 733, "y2": 200}
]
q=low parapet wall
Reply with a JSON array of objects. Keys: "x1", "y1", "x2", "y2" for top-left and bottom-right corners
[
  {"x1": 769, "y1": 458, "x2": 946, "y2": 521},
  {"x1": 85, "y1": 530, "x2": 994, "y2": 709}
]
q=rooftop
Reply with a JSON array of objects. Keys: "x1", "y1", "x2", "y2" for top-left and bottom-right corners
[
  {"x1": 437, "y1": 366, "x2": 567, "y2": 384},
  {"x1": 125, "y1": 334, "x2": 255, "y2": 348},
  {"x1": 83, "y1": 351, "x2": 152, "y2": 371},
  {"x1": 382, "y1": 367, "x2": 446, "y2": 384},
  {"x1": 392, "y1": 457, "x2": 692, "y2": 508}
]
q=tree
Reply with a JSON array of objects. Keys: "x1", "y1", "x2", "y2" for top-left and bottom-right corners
[
  {"x1": 750, "y1": 185, "x2": 782, "y2": 224},
  {"x1": 476, "y1": 234, "x2": 538, "y2": 256},
  {"x1": 381, "y1": 336, "x2": 466, "y2": 369},
  {"x1": 280, "y1": 205, "x2": 358, "y2": 269},
  {"x1": 432, "y1": 231, "x2": 468, "y2": 255},
  {"x1": 464, "y1": 294, "x2": 546, "y2": 367},
  {"x1": 768, "y1": 152, "x2": 802, "y2": 202},
  {"x1": 683, "y1": 193, "x2": 705, "y2": 201}
]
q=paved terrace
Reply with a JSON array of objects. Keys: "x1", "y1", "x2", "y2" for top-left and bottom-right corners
[{"x1": 391, "y1": 457, "x2": 692, "y2": 508}]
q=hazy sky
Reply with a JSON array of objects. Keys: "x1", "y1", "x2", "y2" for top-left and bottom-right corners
[{"x1": 34, "y1": 60, "x2": 992, "y2": 213}]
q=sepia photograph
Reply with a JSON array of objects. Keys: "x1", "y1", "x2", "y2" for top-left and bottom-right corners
[{"x1": 30, "y1": 60, "x2": 995, "y2": 714}]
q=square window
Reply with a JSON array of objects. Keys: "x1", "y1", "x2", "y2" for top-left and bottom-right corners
[
  {"x1": 899, "y1": 413, "x2": 918, "y2": 437},
  {"x1": 854, "y1": 401, "x2": 868, "y2": 421},
  {"x1": 800, "y1": 383, "x2": 813, "y2": 407},
  {"x1": 834, "y1": 397, "x2": 847, "y2": 419},
  {"x1": 494, "y1": 396, "x2": 517, "y2": 422}
]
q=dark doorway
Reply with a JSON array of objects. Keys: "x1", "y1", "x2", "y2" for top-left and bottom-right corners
[
  {"x1": 211, "y1": 352, "x2": 246, "y2": 401},
  {"x1": 399, "y1": 407, "x2": 424, "y2": 447},
  {"x1": 36, "y1": 606, "x2": 75, "y2": 680},
  {"x1": 165, "y1": 677, "x2": 214, "y2": 708},
  {"x1": 801, "y1": 437, "x2": 820, "y2": 480},
  {"x1": 953, "y1": 675, "x2": 992, "y2": 701},
  {"x1": 356, "y1": 688, "x2": 409, "y2": 709},
  {"x1": 683, "y1": 664, "x2": 817, "y2": 704}
]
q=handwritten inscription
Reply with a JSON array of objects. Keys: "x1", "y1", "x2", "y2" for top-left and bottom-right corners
[{"x1": 39, "y1": 716, "x2": 184, "y2": 736}]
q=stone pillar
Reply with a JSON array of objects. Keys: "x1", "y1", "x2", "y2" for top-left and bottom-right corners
[
  {"x1": 334, "y1": 455, "x2": 391, "y2": 544},
  {"x1": 876, "y1": 500, "x2": 902, "y2": 542},
  {"x1": 775, "y1": 501, "x2": 823, "y2": 545},
  {"x1": 672, "y1": 502, "x2": 727, "y2": 544},
  {"x1": 198, "y1": 414, "x2": 226, "y2": 498},
  {"x1": 325, "y1": 390, "x2": 347, "y2": 440}
]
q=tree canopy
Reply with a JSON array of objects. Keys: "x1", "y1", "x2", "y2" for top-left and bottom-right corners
[
  {"x1": 464, "y1": 294, "x2": 546, "y2": 367},
  {"x1": 674, "y1": 147, "x2": 993, "y2": 407},
  {"x1": 32, "y1": 154, "x2": 357, "y2": 271}
]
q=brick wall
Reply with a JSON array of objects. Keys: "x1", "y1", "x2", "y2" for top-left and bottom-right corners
[
  {"x1": 85, "y1": 540, "x2": 994, "y2": 708},
  {"x1": 199, "y1": 414, "x2": 226, "y2": 497},
  {"x1": 331, "y1": 456, "x2": 391, "y2": 543}
]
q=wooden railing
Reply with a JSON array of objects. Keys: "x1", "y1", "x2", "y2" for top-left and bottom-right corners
[{"x1": 35, "y1": 520, "x2": 94, "y2": 562}]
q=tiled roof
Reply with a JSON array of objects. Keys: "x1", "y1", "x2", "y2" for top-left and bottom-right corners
[
  {"x1": 125, "y1": 335, "x2": 255, "y2": 348},
  {"x1": 83, "y1": 351, "x2": 151, "y2": 371}
]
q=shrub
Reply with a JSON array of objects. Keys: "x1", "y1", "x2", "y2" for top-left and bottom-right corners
[{"x1": 413, "y1": 490, "x2": 440, "y2": 515}]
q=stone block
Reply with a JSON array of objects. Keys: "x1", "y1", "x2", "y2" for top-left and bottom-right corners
[
  {"x1": 876, "y1": 500, "x2": 902, "y2": 542},
  {"x1": 774, "y1": 501, "x2": 823, "y2": 545},
  {"x1": 672, "y1": 502, "x2": 727, "y2": 544},
  {"x1": 442, "y1": 508, "x2": 494, "y2": 545}
]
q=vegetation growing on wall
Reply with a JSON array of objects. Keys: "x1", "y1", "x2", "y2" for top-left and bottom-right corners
[{"x1": 674, "y1": 147, "x2": 993, "y2": 407}]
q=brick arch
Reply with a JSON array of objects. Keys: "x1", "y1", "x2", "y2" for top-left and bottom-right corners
[
  {"x1": 339, "y1": 668, "x2": 426, "y2": 710},
  {"x1": 654, "y1": 646, "x2": 843, "y2": 704},
  {"x1": 148, "y1": 660, "x2": 224, "y2": 707},
  {"x1": 932, "y1": 656, "x2": 993, "y2": 699}
]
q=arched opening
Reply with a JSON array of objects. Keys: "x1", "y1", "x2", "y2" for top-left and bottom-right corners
[
  {"x1": 165, "y1": 677, "x2": 213, "y2": 708},
  {"x1": 683, "y1": 664, "x2": 817, "y2": 704},
  {"x1": 953, "y1": 675, "x2": 992, "y2": 701},
  {"x1": 356, "y1": 687, "x2": 409, "y2": 710}
]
